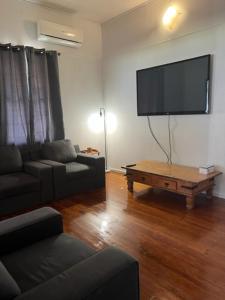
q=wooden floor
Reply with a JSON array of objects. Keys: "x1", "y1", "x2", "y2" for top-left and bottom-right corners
[
  {"x1": 7, "y1": 172, "x2": 225, "y2": 299},
  {"x1": 48, "y1": 172, "x2": 225, "y2": 300}
]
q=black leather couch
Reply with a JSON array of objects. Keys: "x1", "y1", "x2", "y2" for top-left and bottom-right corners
[
  {"x1": 0, "y1": 145, "x2": 52, "y2": 215},
  {"x1": 0, "y1": 207, "x2": 140, "y2": 300}
]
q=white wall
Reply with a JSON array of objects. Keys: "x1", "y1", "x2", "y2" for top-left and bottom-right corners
[
  {"x1": 102, "y1": 0, "x2": 225, "y2": 197},
  {"x1": 0, "y1": 0, "x2": 104, "y2": 152},
  {"x1": 1, "y1": 0, "x2": 225, "y2": 197}
]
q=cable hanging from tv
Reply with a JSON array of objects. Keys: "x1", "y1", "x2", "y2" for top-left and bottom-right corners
[
  {"x1": 147, "y1": 116, "x2": 172, "y2": 164},
  {"x1": 168, "y1": 115, "x2": 172, "y2": 164}
]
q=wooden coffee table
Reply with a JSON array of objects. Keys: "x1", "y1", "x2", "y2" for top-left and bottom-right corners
[{"x1": 123, "y1": 160, "x2": 222, "y2": 209}]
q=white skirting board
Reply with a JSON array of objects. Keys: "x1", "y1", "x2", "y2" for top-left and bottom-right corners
[
  {"x1": 109, "y1": 168, "x2": 126, "y2": 174},
  {"x1": 214, "y1": 192, "x2": 225, "y2": 199}
]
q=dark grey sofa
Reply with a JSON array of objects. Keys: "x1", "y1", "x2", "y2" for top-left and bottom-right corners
[
  {"x1": 0, "y1": 207, "x2": 139, "y2": 300},
  {"x1": 0, "y1": 140, "x2": 105, "y2": 214},
  {"x1": 0, "y1": 145, "x2": 53, "y2": 216},
  {"x1": 38, "y1": 140, "x2": 105, "y2": 200}
]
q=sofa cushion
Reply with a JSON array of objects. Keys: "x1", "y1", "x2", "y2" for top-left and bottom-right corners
[
  {"x1": 0, "y1": 146, "x2": 23, "y2": 175},
  {"x1": 42, "y1": 139, "x2": 77, "y2": 163},
  {"x1": 0, "y1": 261, "x2": 21, "y2": 300},
  {"x1": 19, "y1": 143, "x2": 42, "y2": 162},
  {"x1": 1, "y1": 233, "x2": 95, "y2": 293},
  {"x1": 0, "y1": 173, "x2": 40, "y2": 200},
  {"x1": 66, "y1": 162, "x2": 95, "y2": 181}
]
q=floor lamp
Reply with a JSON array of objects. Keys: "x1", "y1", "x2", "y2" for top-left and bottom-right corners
[{"x1": 100, "y1": 108, "x2": 108, "y2": 171}]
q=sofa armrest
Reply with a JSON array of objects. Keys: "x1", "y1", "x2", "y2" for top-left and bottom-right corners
[
  {"x1": 38, "y1": 160, "x2": 66, "y2": 177},
  {"x1": 76, "y1": 154, "x2": 105, "y2": 188},
  {"x1": 39, "y1": 160, "x2": 66, "y2": 199},
  {"x1": 15, "y1": 247, "x2": 139, "y2": 300},
  {"x1": 24, "y1": 161, "x2": 53, "y2": 202},
  {"x1": 0, "y1": 207, "x2": 63, "y2": 256},
  {"x1": 38, "y1": 160, "x2": 66, "y2": 168},
  {"x1": 24, "y1": 161, "x2": 52, "y2": 177},
  {"x1": 76, "y1": 153, "x2": 105, "y2": 167}
]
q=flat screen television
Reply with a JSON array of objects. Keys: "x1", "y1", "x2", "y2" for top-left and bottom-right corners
[{"x1": 136, "y1": 55, "x2": 211, "y2": 116}]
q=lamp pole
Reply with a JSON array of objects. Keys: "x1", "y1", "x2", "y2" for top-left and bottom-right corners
[{"x1": 100, "y1": 108, "x2": 108, "y2": 170}]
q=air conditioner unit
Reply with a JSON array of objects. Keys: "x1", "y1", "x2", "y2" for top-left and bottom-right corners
[{"x1": 37, "y1": 20, "x2": 83, "y2": 48}]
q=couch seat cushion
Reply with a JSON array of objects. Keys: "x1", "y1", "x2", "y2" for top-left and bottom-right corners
[
  {"x1": 66, "y1": 162, "x2": 95, "y2": 181},
  {"x1": 0, "y1": 261, "x2": 21, "y2": 300},
  {"x1": 0, "y1": 173, "x2": 40, "y2": 200},
  {"x1": 1, "y1": 233, "x2": 95, "y2": 293},
  {"x1": 0, "y1": 146, "x2": 23, "y2": 175}
]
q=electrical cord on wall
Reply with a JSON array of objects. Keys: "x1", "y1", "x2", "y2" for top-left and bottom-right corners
[
  {"x1": 168, "y1": 115, "x2": 172, "y2": 164},
  {"x1": 147, "y1": 116, "x2": 171, "y2": 164}
]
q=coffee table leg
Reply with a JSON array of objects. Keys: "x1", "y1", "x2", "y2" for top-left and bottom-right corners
[
  {"x1": 186, "y1": 196, "x2": 195, "y2": 209},
  {"x1": 206, "y1": 187, "x2": 213, "y2": 199},
  {"x1": 127, "y1": 178, "x2": 134, "y2": 192}
]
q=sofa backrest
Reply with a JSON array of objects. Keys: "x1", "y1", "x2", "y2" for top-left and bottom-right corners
[
  {"x1": 0, "y1": 146, "x2": 23, "y2": 175},
  {"x1": 42, "y1": 139, "x2": 77, "y2": 163},
  {"x1": 19, "y1": 143, "x2": 42, "y2": 162},
  {"x1": 18, "y1": 140, "x2": 79, "y2": 163}
]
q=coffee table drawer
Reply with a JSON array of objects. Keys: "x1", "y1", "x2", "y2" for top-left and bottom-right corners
[
  {"x1": 152, "y1": 177, "x2": 177, "y2": 191},
  {"x1": 132, "y1": 174, "x2": 152, "y2": 185}
]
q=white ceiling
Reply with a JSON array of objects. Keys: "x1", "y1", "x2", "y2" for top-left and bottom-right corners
[{"x1": 23, "y1": 0, "x2": 150, "y2": 23}]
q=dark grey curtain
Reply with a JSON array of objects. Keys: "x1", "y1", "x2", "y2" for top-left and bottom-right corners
[
  {"x1": 0, "y1": 44, "x2": 30, "y2": 145},
  {"x1": 0, "y1": 44, "x2": 64, "y2": 146},
  {"x1": 26, "y1": 47, "x2": 64, "y2": 143},
  {"x1": 46, "y1": 51, "x2": 65, "y2": 140}
]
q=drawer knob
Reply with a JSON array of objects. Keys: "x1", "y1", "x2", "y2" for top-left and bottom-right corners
[
  {"x1": 165, "y1": 182, "x2": 169, "y2": 187},
  {"x1": 141, "y1": 177, "x2": 146, "y2": 181}
]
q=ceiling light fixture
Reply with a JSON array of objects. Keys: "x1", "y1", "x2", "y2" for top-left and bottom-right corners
[{"x1": 162, "y1": 5, "x2": 179, "y2": 29}]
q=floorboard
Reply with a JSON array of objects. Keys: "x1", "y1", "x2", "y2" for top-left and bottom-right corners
[{"x1": 4, "y1": 172, "x2": 225, "y2": 300}]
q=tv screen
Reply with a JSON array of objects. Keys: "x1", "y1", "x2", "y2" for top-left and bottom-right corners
[{"x1": 137, "y1": 55, "x2": 211, "y2": 116}]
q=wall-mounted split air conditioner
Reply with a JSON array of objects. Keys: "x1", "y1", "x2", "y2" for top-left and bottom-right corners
[{"x1": 37, "y1": 20, "x2": 83, "y2": 48}]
